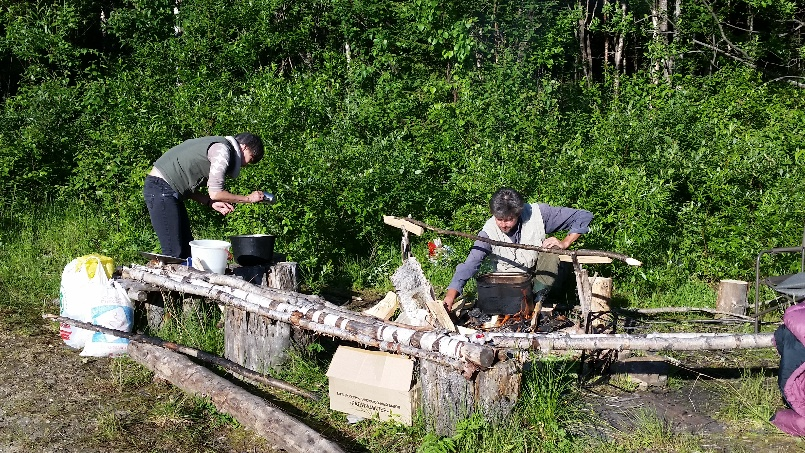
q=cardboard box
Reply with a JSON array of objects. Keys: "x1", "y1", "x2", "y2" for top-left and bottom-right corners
[{"x1": 326, "y1": 346, "x2": 420, "y2": 425}]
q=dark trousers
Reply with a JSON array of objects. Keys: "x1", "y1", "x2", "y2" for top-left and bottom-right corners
[{"x1": 143, "y1": 175, "x2": 193, "y2": 258}]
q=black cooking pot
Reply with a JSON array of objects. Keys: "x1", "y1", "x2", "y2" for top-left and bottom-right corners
[{"x1": 230, "y1": 234, "x2": 275, "y2": 266}]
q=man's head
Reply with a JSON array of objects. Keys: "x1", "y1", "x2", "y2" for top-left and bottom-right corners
[
  {"x1": 489, "y1": 188, "x2": 525, "y2": 234},
  {"x1": 235, "y1": 132, "x2": 264, "y2": 165}
]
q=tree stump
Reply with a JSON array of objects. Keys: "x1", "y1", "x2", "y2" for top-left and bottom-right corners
[
  {"x1": 716, "y1": 279, "x2": 749, "y2": 317},
  {"x1": 419, "y1": 359, "x2": 521, "y2": 436},
  {"x1": 267, "y1": 262, "x2": 299, "y2": 292},
  {"x1": 224, "y1": 262, "x2": 299, "y2": 372}
]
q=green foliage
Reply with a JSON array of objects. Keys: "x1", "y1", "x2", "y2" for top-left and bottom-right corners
[
  {"x1": 610, "y1": 408, "x2": 702, "y2": 452},
  {"x1": 156, "y1": 298, "x2": 224, "y2": 355},
  {"x1": 1, "y1": 0, "x2": 803, "y2": 302}
]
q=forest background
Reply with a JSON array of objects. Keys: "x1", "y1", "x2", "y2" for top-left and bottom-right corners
[{"x1": 1, "y1": 0, "x2": 804, "y2": 306}]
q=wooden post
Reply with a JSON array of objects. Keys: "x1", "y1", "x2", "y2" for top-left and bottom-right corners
[
  {"x1": 224, "y1": 262, "x2": 299, "y2": 373},
  {"x1": 716, "y1": 279, "x2": 749, "y2": 318},
  {"x1": 589, "y1": 276, "x2": 613, "y2": 331},
  {"x1": 419, "y1": 359, "x2": 521, "y2": 436},
  {"x1": 576, "y1": 268, "x2": 592, "y2": 327}
]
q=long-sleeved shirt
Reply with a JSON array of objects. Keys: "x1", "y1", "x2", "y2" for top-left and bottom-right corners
[{"x1": 447, "y1": 204, "x2": 593, "y2": 294}]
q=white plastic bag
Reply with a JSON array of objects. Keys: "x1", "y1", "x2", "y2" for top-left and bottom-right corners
[
  {"x1": 59, "y1": 258, "x2": 100, "y2": 349},
  {"x1": 58, "y1": 255, "x2": 134, "y2": 356},
  {"x1": 80, "y1": 280, "x2": 134, "y2": 357}
]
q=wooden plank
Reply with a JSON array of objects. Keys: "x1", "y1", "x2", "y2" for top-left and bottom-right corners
[
  {"x1": 426, "y1": 298, "x2": 457, "y2": 332},
  {"x1": 383, "y1": 215, "x2": 425, "y2": 236},
  {"x1": 362, "y1": 291, "x2": 400, "y2": 320},
  {"x1": 557, "y1": 255, "x2": 612, "y2": 264}
]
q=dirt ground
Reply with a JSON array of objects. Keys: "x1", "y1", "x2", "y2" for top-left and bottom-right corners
[
  {"x1": 3, "y1": 314, "x2": 805, "y2": 452},
  {"x1": 583, "y1": 349, "x2": 805, "y2": 452},
  {"x1": 0, "y1": 319, "x2": 271, "y2": 453}
]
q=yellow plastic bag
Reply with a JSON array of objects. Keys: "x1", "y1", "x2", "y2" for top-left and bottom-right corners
[{"x1": 75, "y1": 254, "x2": 114, "y2": 279}]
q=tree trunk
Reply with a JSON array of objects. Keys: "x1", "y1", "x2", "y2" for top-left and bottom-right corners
[
  {"x1": 603, "y1": 0, "x2": 610, "y2": 69},
  {"x1": 128, "y1": 342, "x2": 344, "y2": 453},
  {"x1": 613, "y1": 1, "x2": 627, "y2": 89},
  {"x1": 419, "y1": 358, "x2": 521, "y2": 436},
  {"x1": 578, "y1": 0, "x2": 592, "y2": 83},
  {"x1": 650, "y1": 0, "x2": 669, "y2": 83},
  {"x1": 225, "y1": 262, "x2": 298, "y2": 372}
]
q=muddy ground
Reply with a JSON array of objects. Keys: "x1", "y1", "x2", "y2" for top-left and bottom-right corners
[{"x1": 2, "y1": 314, "x2": 805, "y2": 452}]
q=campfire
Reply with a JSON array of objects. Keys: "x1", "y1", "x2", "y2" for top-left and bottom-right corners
[{"x1": 458, "y1": 292, "x2": 574, "y2": 333}]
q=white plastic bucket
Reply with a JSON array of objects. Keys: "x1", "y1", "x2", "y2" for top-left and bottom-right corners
[{"x1": 189, "y1": 240, "x2": 230, "y2": 274}]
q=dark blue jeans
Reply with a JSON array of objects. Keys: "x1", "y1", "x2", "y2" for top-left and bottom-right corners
[{"x1": 143, "y1": 175, "x2": 193, "y2": 258}]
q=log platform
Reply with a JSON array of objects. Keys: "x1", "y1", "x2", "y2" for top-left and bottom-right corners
[{"x1": 118, "y1": 262, "x2": 777, "y2": 438}]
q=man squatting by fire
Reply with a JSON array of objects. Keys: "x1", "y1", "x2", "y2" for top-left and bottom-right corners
[{"x1": 442, "y1": 188, "x2": 593, "y2": 312}]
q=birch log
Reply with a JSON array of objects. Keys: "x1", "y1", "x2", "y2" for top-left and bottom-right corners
[
  {"x1": 123, "y1": 265, "x2": 494, "y2": 371},
  {"x1": 486, "y1": 332, "x2": 774, "y2": 351},
  {"x1": 128, "y1": 342, "x2": 343, "y2": 453}
]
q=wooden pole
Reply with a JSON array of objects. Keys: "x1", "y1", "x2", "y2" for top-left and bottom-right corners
[
  {"x1": 43, "y1": 314, "x2": 318, "y2": 400},
  {"x1": 128, "y1": 342, "x2": 344, "y2": 453},
  {"x1": 589, "y1": 276, "x2": 612, "y2": 331},
  {"x1": 392, "y1": 216, "x2": 642, "y2": 266},
  {"x1": 485, "y1": 332, "x2": 775, "y2": 351}
]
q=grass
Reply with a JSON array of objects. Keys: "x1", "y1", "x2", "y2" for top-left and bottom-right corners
[
  {"x1": 155, "y1": 297, "x2": 225, "y2": 354},
  {"x1": 606, "y1": 408, "x2": 705, "y2": 452},
  {"x1": 0, "y1": 200, "x2": 795, "y2": 452},
  {"x1": 717, "y1": 369, "x2": 782, "y2": 427}
]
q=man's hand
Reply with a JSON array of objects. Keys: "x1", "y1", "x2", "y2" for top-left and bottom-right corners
[
  {"x1": 211, "y1": 201, "x2": 235, "y2": 215},
  {"x1": 443, "y1": 288, "x2": 460, "y2": 311},
  {"x1": 542, "y1": 232, "x2": 581, "y2": 250},
  {"x1": 541, "y1": 236, "x2": 566, "y2": 249},
  {"x1": 247, "y1": 190, "x2": 264, "y2": 203}
]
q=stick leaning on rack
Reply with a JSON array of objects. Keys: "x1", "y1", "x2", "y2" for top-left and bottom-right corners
[{"x1": 383, "y1": 215, "x2": 642, "y2": 266}]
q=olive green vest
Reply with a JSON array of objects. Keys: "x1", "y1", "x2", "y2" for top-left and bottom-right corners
[{"x1": 154, "y1": 136, "x2": 234, "y2": 196}]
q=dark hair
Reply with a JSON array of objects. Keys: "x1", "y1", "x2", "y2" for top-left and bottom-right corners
[
  {"x1": 489, "y1": 188, "x2": 525, "y2": 218},
  {"x1": 235, "y1": 132, "x2": 264, "y2": 163}
]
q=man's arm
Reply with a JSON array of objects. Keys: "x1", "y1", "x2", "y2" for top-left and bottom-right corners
[
  {"x1": 538, "y1": 204, "x2": 592, "y2": 249},
  {"x1": 443, "y1": 236, "x2": 492, "y2": 310},
  {"x1": 206, "y1": 144, "x2": 263, "y2": 206},
  {"x1": 539, "y1": 204, "x2": 592, "y2": 234}
]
